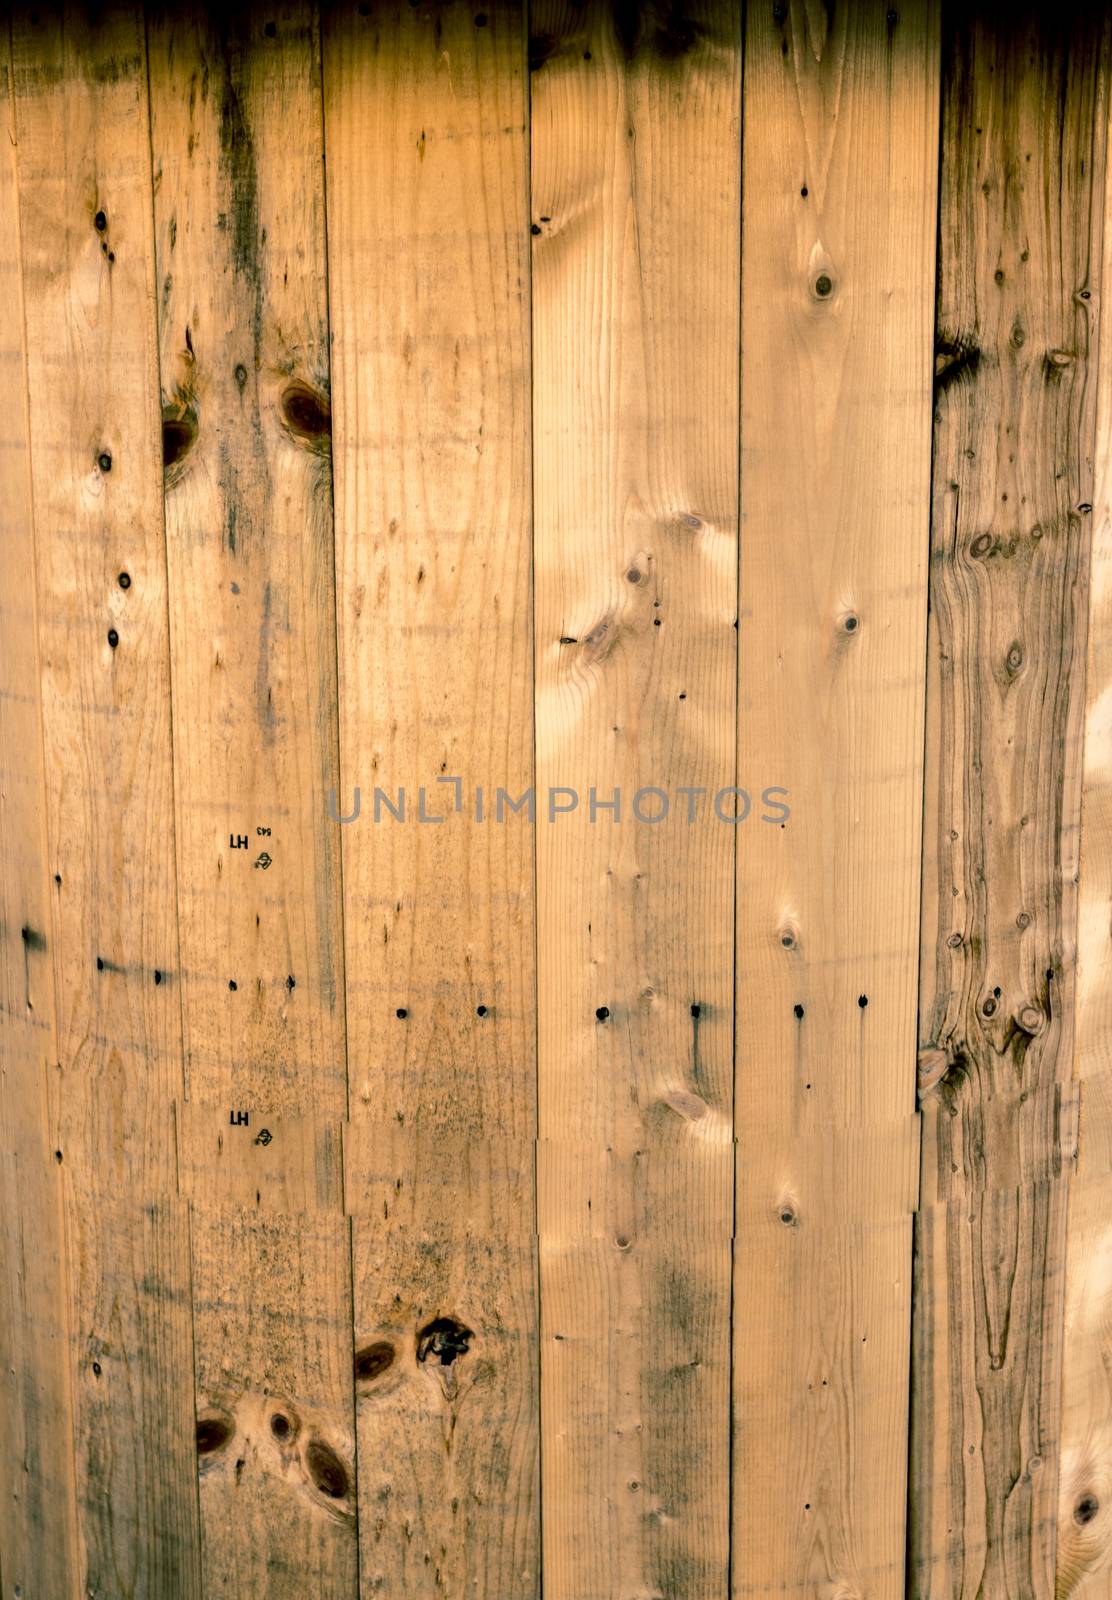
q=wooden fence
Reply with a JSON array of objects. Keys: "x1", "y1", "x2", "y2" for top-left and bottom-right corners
[{"x1": 0, "y1": 1, "x2": 1110, "y2": 1595}]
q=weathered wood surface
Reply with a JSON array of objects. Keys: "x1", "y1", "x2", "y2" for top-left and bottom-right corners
[
  {"x1": 323, "y1": 3, "x2": 537, "y2": 1594},
  {"x1": 1057, "y1": 43, "x2": 1112, "y2": 1600},
  {"x1": 147, "y1": 6, "x2": 357, "y2": 1592},
  {"x1": 736, "y1": 2, "x2": 939, "y2": 1594},
  {"x1": 911, "y1": 6, "x2": 1108, "y2": 1596},
  {"x1": 0, "y1": 4, "x2": 1111, "y2": 1595},
  {"x1": 0, "y1": 34, "x2": 81, "y2": 1600},
  {"x1": 10, "y1": 8, "x2": 201, "y2": 1593},
  {"x1": 531, "y1": 3, "x2": 740, "y2": 1595}
]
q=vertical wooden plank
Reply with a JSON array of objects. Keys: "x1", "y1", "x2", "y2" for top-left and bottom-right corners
[
  {"x1": 0, "y1": 28, "x2": 81, "y2": 1600},
  {"x1": 736, "y1": 3, "x2": 939, "y2": 1594},
  {"x1": 322, "y1": 5, "x2": 537, "y2": 1595},
  {"x1": 147, "y1": 7, "x2": 357, "y2": 1592},
  {"x1": 10, "y1": 6, "x2": 202, "y2": 1593},
  {"x1": 911, "y1": 7, "x2": 1108, "y2": 1595},
  {"x1": 531, "y1": 6, "x2": 739, "y2": 1596},
  {"x1": 1057, "y1": 60, "x2": 1112, "y2": 1600}
]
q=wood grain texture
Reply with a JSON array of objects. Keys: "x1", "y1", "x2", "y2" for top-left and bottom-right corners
[
  {"x1": 0, "y1": 31, "x2": 81, "y2": 1600},
  {"x1": 911, "y1": 7, "x2": 1109, "y2": 1595},
  {"x1": 531, "y1": 4, "x2": 740, "y2": 1596},
  {"x1": 146, "y1": 6, "x2": 356, "y2": 1591},
  {"x1": 1055, "y1": 38, "x2": 1112, "y2": 1600},
  {"x1": 11, "y1": 7, "x2": 201, "y2": 1593},
  {"x1": 735, "y1": 2, "x2": 939, "y2": 1594},
  {"x1": 322, "y1": 4, "x2": 537, "y2": 1593}
]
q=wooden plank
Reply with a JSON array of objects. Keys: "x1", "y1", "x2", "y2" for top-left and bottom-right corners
[
  {"x1": 735, "y1": 3, "x2": 939, "y2": 1594},
  {"x1": 0, "y1": 32, "x2": 81, "y2": 1600},
  {"x1": 911, "y1": 7, "x2": 1109, "y2": 1595},
  {"x1": 10, "y1": 6, "x2": 202, "y2": 1592},
  {"x1": 530, "y1": 4, "x2": 740, "y2": 1595},
  {"x1": 146, "y1": 7, "x2": 357, "y2": 1592},
  {"x1": 1055, "y1": 41, "x2": 1112, "y2": 1600},
  {"x1": 322, "y1": 4, "x2": 536, "y2": 1594}
]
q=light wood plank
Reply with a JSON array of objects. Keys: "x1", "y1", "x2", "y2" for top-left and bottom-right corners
[
  {"x1": 10, "y1": 7, "x2": 202, "y2": 1592},
  {"x1": 0, "y1": 30, "x2": 81, "y2": 1599},
  {"x1": 1053, "y1": 27, "x2": 1112, "y2": 1600},
  {"x1": 735, "y1": 3, "x2": 939, "y2": 1594},
  {"x1": 146, "y1": 7, "x2": 357, "y2": 1591},
  {"x1": 531, "y1": 5, "x2": 740, "y2": 1596},
  {"x1": 912, "y1": 7, "x2": 1109, "y2": 1594},
  {"x1": 322, "y1": 4, "x2": 537, "y2": 1594}
]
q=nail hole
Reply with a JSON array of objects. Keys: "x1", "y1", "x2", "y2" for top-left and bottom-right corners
[
  {"x1": 54, "y1": 1149, "x2": 62, "y2": 1163},
  {"x1": 97, "y1": 451, "x2": 112, "y2": 473},
  {"x1": 476, "y1": 1004, "x2": 488, "y2": 1016},
  {"x1": 396, "y1": 1006, "x2": 407, "y2": 1019},
  {"x1": 794, "y1": 1003, "x2": 805, "y2": 1019},
  {"x1": 118, "y1": 571, "x2": 131, "y2": 589},
  {"x1": 107, "y1": 628, "x2": 119, "y2": 649},
  {"x1": 596, "y1": 1005, "x2": 610, "y2": 1021},
  {"x1": 858, "y1": 994, "x2": 868, "y2": 1008},
  {"x1": 228, "y1": 979, "x2": 238, "y2": 992}
]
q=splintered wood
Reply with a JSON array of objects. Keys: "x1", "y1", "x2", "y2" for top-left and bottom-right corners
[{"x1": 0, "y1": 4, "x2": 1110, "y2": 1598}]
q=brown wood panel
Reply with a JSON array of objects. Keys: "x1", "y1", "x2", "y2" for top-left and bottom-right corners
[
  {"x1": 0, "y1": 31, "x2": 81, "y2": 1600},
  {"x1": 736, "y1": 2, "x2": 940, "y2": 1594},
  {"x1": 1053, "y1": 32, "x2": 1112, "y2": 1600},
  {"x1": 531, "y1": 4, "x2": 740, "y2": 1596},
  {"x1": 146, "y1": 6, "x2": 357, "y2": 1591},
  {"x1": 911, "y1": 6, "x2": 1109, "y2": 1595},
  {"x1": 10, "y1": 7, "x2": 202, "y2": 1593},
  {"x1": 322, "y1": 3, "x2": 537, "y2": 1594}
]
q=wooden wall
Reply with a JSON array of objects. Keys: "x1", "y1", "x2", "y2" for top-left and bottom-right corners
[{"x1": 0, "y1": 2, "x2": 1110, "y2": 1596}]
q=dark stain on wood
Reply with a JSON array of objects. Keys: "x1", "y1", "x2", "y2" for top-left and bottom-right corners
[
  {"x1": 354, "y1": 1340, "x2": 396, "y2": 1382},
  {"x1": 280, "y1": 379, "x2": 331, "y2": 451},
  {"x1": 305, "y1": 1437, "x2": 351, "y2": 1501},
  {"x1": 416, "y1": 1316, "x2": 473, "y2": 1366}
]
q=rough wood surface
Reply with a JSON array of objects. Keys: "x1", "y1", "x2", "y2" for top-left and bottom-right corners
[
  {"x1": 10, "y1": 8, "x2": 202, "y2": 1593},
  {"x1": 531, "y1": 4, "x2": 740, "y2": 1596},
  {"x1": 2, "y1": 7, "x2": 1112, "y2": 1594},
  {"x1": 911, "y1": 7, "x2": 1108, "y2": 1595},
  {"x1": 735, "y1": 2, "x2": 939, "y2": 1594},
  {"x1": 1056, "y1": 41, "x2": 1112, "y2": 1600},
  {"x1": 147, "y1": 6, "x2": 356, "y2": 1591},
  {"x1": 0, "y1": 34, "x2": 81, "y2": 1600},
  {"x1": 322, "y1": 3, "x2": 537, "y2": 1593}
]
